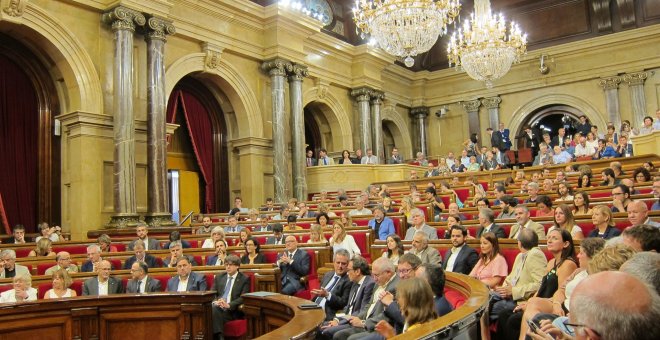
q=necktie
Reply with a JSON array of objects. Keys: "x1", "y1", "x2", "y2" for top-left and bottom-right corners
[
  {"x1": 511, "y1": 253, "x2": 528, "y2": 286},
  {"x1": 324, "y1": 158, "x2": 327, "y2": 165},
  {"x1": 347, "y1": 284, "x2": 361, "y2": 314},
  {"x1": 315, "y1": 275, "x2": 340, "y2": 306},
  {"x1": 137, "y1": 280, "x2": 142, "y2": 293},
  {"x1": 307, "y1": 158, "x2": 311, "y2": 166},
  {"x1": 222, "y1": 276, "x2": 234, "y2": 301}
]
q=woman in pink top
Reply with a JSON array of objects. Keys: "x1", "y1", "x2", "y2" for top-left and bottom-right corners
[{"x1": 469, "y1": 232, "x2": 508, "y2": 288}]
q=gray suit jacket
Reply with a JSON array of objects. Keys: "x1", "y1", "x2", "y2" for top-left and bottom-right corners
[
  {"x1": 509, "y1": 221, "x2": 546, "y2": 240},
  {"x1": 363, "y1": 276, "x2": 399, "y2": 331},
  {"x1": 126, "y1": 276, "x2": 162, "y2": 293},
  {"x1": 128, "y1": 237, "x2": 162, "y2": 251},
  {"x1": 0, "y1": 264, "x2": 30, "y2": 279},
  {"x1": 82, "y1": 276, "x2": 124, "y2": 295},
  {"x1": 409, "y1": 246, "x2": 442, "y2": 265}
]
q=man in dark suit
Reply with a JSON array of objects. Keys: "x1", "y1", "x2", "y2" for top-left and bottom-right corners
[
  {"x1": 476, "y1": 208, "x2": 506, "y2": 239},
  {"x1": 123, "y1": 239, "x2": 160, "y2": 269},
  {"x1": 443, "y1": 226, "x2": 479, "y2": 275},
  {"x1": 522, "y1": 125, "x2": 540, "y2": 157},
  {"x1": 277, "y1": 235, "x2": 310, "y2": 295},
  {"x1": 496, "y1": 123, "x2": 512, "y2": 151},
  {"x1": 311, "y1": 249, "x2": 352, "y2": 321},
  {"x1": 387, "y1": 147, "x2": 403, "y2": 164},
  {"x1": 205, "y1": 239, "x2": 228, "y2": 266},
  {"x1": 265, "y1": 224, "x2": 286, "y2": 245},
  {"x1": 492, "y1": 146, "x2": 510, "y2": 169},
  {"x1": 211, "y1": 254, "x2": 250, "y2": 339},
  {"x1": 319, "y1": 255, "x2": 376, "y2": 339},
  {"x1": 5, "y1": 225, "x2": 29, "y2": 244},
  {"x1": 166, "y1": 257, "x2": 207, "y2": 292},
  {"x1": 551, "y1": 127, "x2": 567, "y2": 148},
  {"x1": 487, "y1": 127, "x2": 503, "y2": 151},
  {"x1": 128, "y1": 224, "x2": 162, "y2": 251},
  {"x1": 163, "y1": 241, "x2": 198, "y2": 268},
  {"x1": 417, "y1": 264, "x2": 453, "y2": 317},
  {"x1": 252, "y1": 216, "x2": 272, "y2": 233},
  {"x1": 81, "y1": 244, "x2": 115, "y2": 272},
  {"x1": 305, "y1": 149, "x2": 317, "y2": 167},
  {"x1": 126, "y1": 262, "x2": 162, "y2": 293},
  {"x1": 82, "y1": 260, "x2": 124, "y2": 295}
]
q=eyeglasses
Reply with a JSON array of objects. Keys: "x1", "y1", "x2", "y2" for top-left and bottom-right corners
[
  {"x1": 564, "y1": 322, "x2": 601, "y2": 338},
  {"x1": 397, "y1": 267, "x2": 414, "y2": 275},
  {"x1": 612, "y1": 192, "x2": 624, "y2": 196}
]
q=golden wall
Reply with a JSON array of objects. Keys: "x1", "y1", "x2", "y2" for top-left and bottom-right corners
[{"x1": 1, "y1": 0, "x2": 658, "y2": 239}]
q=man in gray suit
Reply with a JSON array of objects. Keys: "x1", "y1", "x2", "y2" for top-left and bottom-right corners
[
  {"x1": 333, "y1": 257, "x2": 399, "y2": 340},
  {"x1": 82, "y1": 260, "x2": 124, "y2": 295},
  {"x1": 45, "y1": 251, "x2": 79, "y2": 276},
  {"x1": 126, "y1": 262, "x2": 162, "y2": 293},
  {"x1": 0, "y1": 249, "x2": 31, "y2": 279},
  {"x1": 509, "y1": 205, "x2": 546, "y2": 240},
  {"x1": 408, "y1": 231, "x2": 442, "y2": 265},
  {"x1": 128, "y1": 224, "x2": 162, "y2": 251},
  {"x1": 404, "y1": 208, "x2": 439, "y2": 241}
]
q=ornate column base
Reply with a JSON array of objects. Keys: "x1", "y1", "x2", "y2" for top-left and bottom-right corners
[
  {"x1": 105, "y1": 213, "x2": 142, "y2": 229},
  {"x1": 144, "y1": 212, "x2": 177, "y2": 227}
]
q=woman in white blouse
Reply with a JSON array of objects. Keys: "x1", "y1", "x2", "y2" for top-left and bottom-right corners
[
  {"x1": 44, "y1": 269, "x2": 77, "y2": 299},
  {"x1": 202, "y1": 226, "x2": 226, "y2": 248},
  {"x1": 328, "y1": 222, "x2": 361, "y2": 258},
  {"x1": 0, "y1": 274, "x2": 37, "y2": 303}
]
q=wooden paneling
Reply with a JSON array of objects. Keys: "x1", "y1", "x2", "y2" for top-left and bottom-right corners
[{"x1": 510, "y1": 0, "x2": 593, "y2": 45}]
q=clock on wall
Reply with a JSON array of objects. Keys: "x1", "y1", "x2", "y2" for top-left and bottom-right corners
[{"x1": 306, "y1": 0, "x2": 334, "y2": 27}]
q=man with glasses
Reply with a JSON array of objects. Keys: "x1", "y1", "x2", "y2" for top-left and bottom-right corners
[
  {"x1": 277, "y1": 236, "x2": 310, "y2": 295},
  {"x1": 409, "y1": 231, "x2": 442, "y2": 265},
  {"x1": 404, "y1": 208, "x2": 438, "y2": 240},
  {"x1": 126, "y1": 261, "x2": 161, "y2": 293},
  {"x1": 82, "y1": 260, "x2": 123, "y2": 295},
  {"x1": 211, "y1": 254, "x2": 250, "y2": 340},
  {"x1": 45, "y1": 251, "x2": 78, "y2": 275},
  {"x1": 312, "y1": 249, "x2": 353, "y2": 321},
  {"x1": 81, "y1": 244, "x2": 113, "y2": 272},
  {"x1": 373, "y1": 254, "x2": 422, "y2": 335}
]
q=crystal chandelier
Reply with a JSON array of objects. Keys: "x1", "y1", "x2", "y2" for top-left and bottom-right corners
[
  {"x1": 447, "y1": 0, "x2": 527, "y2": 88},
  {"x1": 353, "y1": 0, "x2": 461, "y2": 67}
]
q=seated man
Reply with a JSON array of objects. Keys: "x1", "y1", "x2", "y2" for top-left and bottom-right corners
[
  {"x1": 497, "y1": 195, "x2": 517, "y2": 219},
  {"x1": 622, "y1": 224, "x2": 660, "y2": 252},
  {"x1": 509, "y1": 205, "x2": 546, "y2": 240},
  {"x1": 404, "y1": 208, "x2": 438, "y2": 240},
  {"x1": 253, "y1": 215, "x2": 272, "y2": 232},
  {"x1": 206, "y1": 239, "x2": 228, "y2": 266},
  {"x1": 223, "y1": 215, "x2": 244, "y2": 234},
  {"x1": 82, "y1": 260, "x2": 124, "y2": 295},
  {"x1": 0, "y1": 250, "x2": 30, "y2": 279},
  {"x1": 442, "y1": 226, "x2": 479, "y2": 275},
  {"x1": 416, "y1": 264, "x2": 453, "y2": 317},
  {"x1": 81, "y1": 244, "x2": 114, "y2": 273},
  {"x1": 123, "y1": 239, "x2": 160, "y2": 269},
  {"x1": 211, "y1": 254, "x2": 250, "y2": 339},
  {"x1": 311, "y1": 249, "x2": 352, "y2": 321},
  {"x1": 320, "y1": 256, "x2": 376, "y2": 340},
  {"x1": 166, "y1": 257, "x2": 207, "y2": 292},
  {"x1": 476, "y1": 208, "x2": 506, "y2": 239},
  {"x1": 367, "y1": 206, "x2": 395, "y2": 241},
  {"x1": 440, "y1": 202, "x2": 467, "y2": 221},
  {"x1": 45, "y1": 251, "x2": 79, "y2": 275},
  {"x1": 163, "y1": 241, "x2": 198, "y2": 268},
  {"x1": 284, "y1": 215, "x2": 303, "y2": 232},
  {"x1": 349, "y1": 198, "x2": 372, "y2": 217},
  {"x1": 277, "y1": 236, "x2": 310, "y2": 295},
  {"x1": 266, "y1": 223, "x2": 286, "y2": 245},
  {"x1": 196, "y1": 215, "x2": 215, "y2": 235},
  {"x1": 6, "y1": 224, "x2": 29, "y2": 244},
  {"x1": 128, "y1": 223, "x2": 162, "y2": 251},
  {"x1": 126, "y1": 261, "x2": 162, "y2": 293},
  {"x1": 408, "y1": 231, "x2": 442, "y2": 265},
  {"x1": 627, "y1": 200, "x2": 660, "y2": 228},
  {"x1": 524, "y1": 182, "x2": 540, "y2": 204}
]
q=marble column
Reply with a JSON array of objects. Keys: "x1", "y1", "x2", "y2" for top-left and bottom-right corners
[
  {"x1": 410, "y1": 107, "x2": 429, "y2": 157},
  {"x1": 481, "y1": 96, "x2": 502, "y2": 129},
  {"x1": 144, "y1": 16, "x2": 176, "y2": 227},
  {"x1": 623, "y1": 72, "x2": 648, "y2": 129},
  {"x1": 351, "y1": 87, "x2": 373, "y2": 152},
  {"x1": 288, "y1": 63, "x2": 308, "y2": 202},
  {"x1": 461, "y1": 99, "x2": 482, "y2": 137},
  {"x1": 261, "y1": 58, "x2": 292, "y2": 204},
  {"x1": 102, "y1": 6, "x2": 145, "y2": 228},
  {"x1": 370, "y1": 91, "x2": 385, "y2": 163},
  {"x1": 597, "y1": 76, "x2": 622, "y2": 129}
]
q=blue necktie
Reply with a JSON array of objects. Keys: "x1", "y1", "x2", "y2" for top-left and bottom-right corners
[
  {"x1": 222, "y1": 276, "x2": 233, "y2": 301},
  {"x1": 316, "y1": 275, "x2": 339, "y2": 306}
]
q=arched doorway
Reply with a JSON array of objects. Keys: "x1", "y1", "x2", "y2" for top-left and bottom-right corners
[
  {"x1": 304, "y1": 106, "x2": 322, "y2": 155},
  {"x1": 515, "y1": 105, "x2": 583, "y2": 149},
  {"x1": 304, "y1": 102, "x2": 334, "y2": 155},
  {"x1": 0, "y1": 34, "x2": 60, "y2": 232},
  {"x1": 166, "y1": 77, "x2": 229, "y2": 214}
]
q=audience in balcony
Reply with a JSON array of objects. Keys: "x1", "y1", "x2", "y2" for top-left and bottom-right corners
[
  {"x1": 388, "y1": 147, "x2": 403, "y2": 164},
  {"x1": 338, "y1": 149, "x2": 353, "y2": 165}
]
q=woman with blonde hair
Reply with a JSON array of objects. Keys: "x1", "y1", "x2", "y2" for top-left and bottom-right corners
[
  {"x1": 307, "y1": 224, "x2": 327, "y2": 244},
  {"x1": 548, "y1": 204, "x2": 584, "y2": 240},
  {"x1": 328, "y1": 222, "x2": 361, "y2": 258},
  {"x1": 28, "y1": 238, "x2": 56, "y2": 257},
  {"x1": 588, "y1": 205, "x2": 621, "y2": 239},
  {"x1": 437, "y1": 158, "x2": 451, "y2": 175},
  {"x1": 398, "y1": 196, "x2": 415, "y2": 219},
  {"x1": 0, "y1": 274, "x2": 37, "y2": 302},
  {"x1": 44, "y1": 269, "x2": 77, "y2": 299},
  {"x1": 202, "y1": 226, "x2": 226, "y2": 248},
  {"x1": 375, "y1": 277, "x2": 437, "y2": 338},
  {"x1": 587, "y1": 244, "x2": 637, "y2": 274}
]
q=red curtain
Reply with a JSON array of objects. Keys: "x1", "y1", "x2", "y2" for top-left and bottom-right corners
[
  {"x1": 166, "y1": 90, "x2": 215, "y2": 212},
  {"x1": 0, "y1": 54, "x2": 38, "y2": 232}
]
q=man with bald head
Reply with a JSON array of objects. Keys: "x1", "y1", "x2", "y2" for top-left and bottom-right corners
[
  {"x1": 627, "y1": 200, "x2": 660, "y2": 228},
  {"x1": 277, "y1": 235, "x2": 310, "y2": 295},
  {"x1": 45, "y1": 251, "x2": 79, "y2": 275},
  {"x1": 82, "y1": 260, "x2": 123, "y2": 295},
  {"x1": 568, "y1": 271, "x2": 660, "y2": 340}
]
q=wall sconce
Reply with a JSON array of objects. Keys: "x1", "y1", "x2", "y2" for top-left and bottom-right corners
[{"x1": 539, "y1": 54, "x2": 550, "y2": 75}]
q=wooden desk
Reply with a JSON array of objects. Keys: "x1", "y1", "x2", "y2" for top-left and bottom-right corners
[
  {"x1": 0, "y1": 292, "x2": 214, "y2": 339},
  {"x1": 243, "y1": 293, "x2": 325, "y2": 339}
]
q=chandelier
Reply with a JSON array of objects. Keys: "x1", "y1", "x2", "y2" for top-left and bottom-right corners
[
  {"x1": 353, "y1": 0, "x2": 461, "y2": 67},
  {"x1": 447, "y1": 0, "x2": 527, "y2": 88}
]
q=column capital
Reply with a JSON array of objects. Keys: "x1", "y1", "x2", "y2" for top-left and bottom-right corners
[
  {"x1": 622, "y1": 71, "x2": 648, "y2": 86},
  {"x1": 481, "y1": 96, "x2": 501, "y2": 109},
  {"x1": 2, "y1": 0, "x2": 27, "y2": 18},
  {"x1": 598, "y1": 76, "x2": 622, "y2": 90},
  {"x1": 351, "y1": 86, "x2": 373, "y2": 102},
  {"x1": 145, "y1": 16, "x2": 175, "y2": 42},
  {"x1": 370, "y1": 90, "x2": 385, "y2": 104},
  {"x1": 102, "y1": 6, "x2": 146, "y2": 32},
  {"x1": 288, "y1": 63, "x2": 309, "y2": 81},
  {"x1": 261, "y1": 58, "x2": 292, "y2": 77},
  {"x1": 461, "y1": 99, "x2": 481, "y2": 113},
  {"x1": 410, "y1": 106, "x2": 429, "y2": 118}
]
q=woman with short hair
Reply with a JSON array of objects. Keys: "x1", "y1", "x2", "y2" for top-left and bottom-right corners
[
  {"x1": 98, "y1": 234, "x2": 119, "y2": 253},
  {"x1": 0, "y1": 274, "x2": 37, "y2": 303},
  {"x1": 535, "y1": 195, "x2": 554, "y2": 218},
  {"x1": 588, "y1": 205, "x2": 622, "y2": 239},
  {"x1": 202, "y1": 226, "x2": 226, "y2": 248},
  {"x1": 44, "y1": 269, "x2": 77, "y2": 299},
  {"x1": 240, "y1": 237, "x2": 266, "y2": 265},
  {"x1": 307, "y1": 224, "x2": 327, "y2": 244}
]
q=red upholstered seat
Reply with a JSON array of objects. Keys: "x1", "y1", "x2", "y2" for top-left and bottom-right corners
[
  {"x1": 71, "y1": 280, "x2": 83, "y2": 296},
  {"x1": 108, "y1": 259, "x2": 122, "y2": 271},
  {"x1": 517, "y1": 148, "x2": 533, "y2": 164},
  {"x1": 153, "y1": 275, "x2": 170, "y2": 292},
  {"x1": 52, "y1": 245, "x2": 88, "y2": 255},
  {"x1": 204, "y1": 274, "x2": 215, "y2": 289},
  {"x1": 439, "y1": 195, "x2": 452, "y2": 207},
  {"x1": 348, "y1": 231, "x2": 370, "y2": 262},
  {"x1": 37, "y1": 262, "x2": 57, "y2": 275},
  {"x1": 0, "y1": 284, "x2": 12, "y2": 294},
  {"x1": 416, "y1": 205, "x2": 431, "y2": 221},
  {"x1": 454, "y1": 188, "x2": 470, "y2": 205},
  {"x1": 15, "y1": 248, "x2": 31, "y2": 258},
  {"x1": 500, "y1": 248, "x2": 521, "y2": 271},
  {"x1": 252, "y1": 236, "x2": 268, "y2": 246},
  {"x1": 590, "y1": 192, "x2": 611, "y2": 198},
  {"x1": 577, "y1": 222, "x2": 594, "y2": 238},
  {"x1": 114, "y1": 243, "x2": 127, "y2": 252}
]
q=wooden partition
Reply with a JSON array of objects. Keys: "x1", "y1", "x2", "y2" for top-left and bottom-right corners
[
  {"x1": 307, "y1": 164, "x2": 424, "y2": 193},
  {"x1": 0, "y1": 292, "x2": 215, "y2": 339},
  {"x1": 242, "y1": 292, "x2": 325, "y2": 339}
]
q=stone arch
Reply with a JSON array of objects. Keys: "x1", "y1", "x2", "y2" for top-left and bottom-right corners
[
  {"x1": 382, "y1": 104, "x2": 413, "y2": 159},
  {"x1": 509, "y1": 94, "x2": 607, "y2": 146},
  {"x1": 302, "y1": 87, "x2": 352, "y2": 151},
  {"x1": 165, "y1": 53, "x2": 263, "y2": 138},
  {"x1": 7, "y1": 2, "x2": 103, "y2": 114}
]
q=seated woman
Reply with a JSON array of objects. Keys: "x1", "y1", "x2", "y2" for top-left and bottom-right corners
[
  {"x1": 572, "y1": 191, "x2": 592, "y2": 216},
  {"x1": 374, "y1": 277, "x2": 437, "y2": 338},
  {"x1": 338, "y1": 213, "x2": 357, "y2": 228},
  {"x1": 307, "y1": 224, "x2": 327, "y2": 244},
  {"x1": 329, "y1": 222, "x2": 361, "y2": 258},
  {"x1": 44, "y1": 269, "x2": 78, "y2": 299},
  {"x1": 548, "y1": 204, "x2": 584, "y2": 240},
  {"x1": 0, "y1": 274, "x2": 37, "y2": 303},
  {"x1": 632, "y1": 167, "x2": 651, "y2": 184},
  {"x1": 338, "y1": 149, "x2": 352, "y2": 164},
  {"x1": 466, "y1": 155, "x2": 481, "y2": 172},
  {"x1": 97, "y1": 234, "x2": 119, "y2": 252},
  {"x1": 518, "y1": 237, "x2": 605, "y2": 340},
  {"x1": 237, "y1": 228, "x2": 252, "y2": 247},
  {"x1": 202, "y1": 226, "x2": 226, "y2": 249},
  {"x1": 316, "y1": 212, "x2": 331, "y2": 230},
  {"x1": 28, "y1": 238, "x2": 56, "y2": 257},
  {"x1": 469, "y1": 232, "x2": 508, "y2": 288},
  {"x1": 443, "y1": 214, "x2": 463, "y2": 239},
  {"x1": 498, "y1": 229, "x2": 578, "y2": 340},
  {"x1": 381, "y1": 197, "x2": 396, "y2": 213},
  {"x1": 437, "y1": 157, "x2": 452, "y2": 175},
  {"x1": 35, "y1": 222, "x2": 59, "y2": 243},
  {"x1": 588, "y1": 205, "x2": 622, "y2": 239},
  {"x1": 240, "y1": 237, "x2": 266, "y2": 265},
  {"x1": 576, "y1": 173, "x2": 592, "y2": 189},
  {"x1": 535, "y1": 196, "x2": 554, "y2": 218},
  {"x1": 316, "y1": 202, "x2": 337, "y2": 218},
  {"x1": 398, "y1": 196, "x2": 415, "y2": 219},
  {"x1": 381, "y1": 234, "x2": 404, "y2": 265},
  {"x1": 165, "y1": 230, "x2": 191, "y2": 249},
  {"x1": 642, "y1": 161, "x2": 655, "y2": 172}
]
